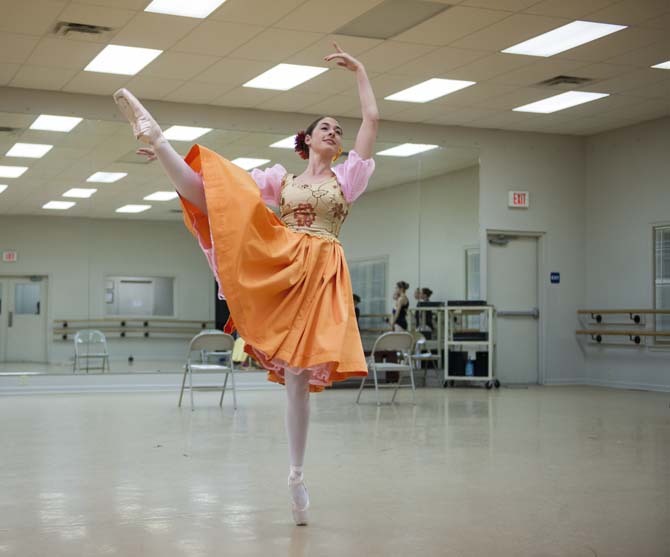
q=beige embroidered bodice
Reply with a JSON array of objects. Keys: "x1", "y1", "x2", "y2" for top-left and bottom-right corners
[{"x1": 279, "y1": 174, "x2": 350, "y2": 241}]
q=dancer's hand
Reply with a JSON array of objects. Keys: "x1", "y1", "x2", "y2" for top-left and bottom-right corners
[
  {"x1": 136, "y1": 147, "x2": 157, "y2": 161},
  {"x1": 324, "y1": 42, "x2": 362, "y2": 72}
]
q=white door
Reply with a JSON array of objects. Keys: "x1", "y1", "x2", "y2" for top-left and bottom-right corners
[
  {"x1": 1, "y1": 277, "x2": 48, "y2": 362},
  {"x1": 487, "y1": 235, "x2": 539, "y2": 384}
]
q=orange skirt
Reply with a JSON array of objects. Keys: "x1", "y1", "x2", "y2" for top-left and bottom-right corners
[{"x1": 179, "y1": 145, "x2": 368, "y2": 392}]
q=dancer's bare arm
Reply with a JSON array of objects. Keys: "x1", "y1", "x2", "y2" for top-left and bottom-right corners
[{"x1": 325, "y1": 43, "x2": 379, "y2": 160}]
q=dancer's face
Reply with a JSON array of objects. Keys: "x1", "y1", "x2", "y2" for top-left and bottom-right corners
[{"x1": 306, "y1": 117, "x2": 342, "y2": 158}]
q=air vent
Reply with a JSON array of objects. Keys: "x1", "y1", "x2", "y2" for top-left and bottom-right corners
[
  {"x1": 537, "y1": 75, "x2": 594, "y2": 88},
  {"x1": 53, "y1": 21, "x2": 112, "y2": 38},
  {"x1": 0, "y1": 126, "x2": 19, "y2": 134},
  {"x1": 336, "y1": 0, "x2": 450, "y2": 40}
]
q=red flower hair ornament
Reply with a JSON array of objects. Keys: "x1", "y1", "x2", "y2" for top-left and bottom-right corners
[{"x1": 294, "y1": 130, "x2": 310, "y2": 160}]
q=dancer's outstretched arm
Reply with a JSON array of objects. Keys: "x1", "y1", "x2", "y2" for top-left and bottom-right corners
[{"x1": 325, "y1": 43, "x2": 379, "y2": 159}]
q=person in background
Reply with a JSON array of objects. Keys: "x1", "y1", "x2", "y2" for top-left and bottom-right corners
[
  {"x1": 390, "y1": 281, "x2": 410, "y2": 331},
  {"x1": 353, "y1": 294, "x2": 361, "y2": 328}
]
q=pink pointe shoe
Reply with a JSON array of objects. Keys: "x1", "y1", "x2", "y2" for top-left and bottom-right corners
[
  {"x1": 289, "y1": 476, "x2": 309, "y2": 526},
  {"x1": 113, "y1": 88, "x2": 164, "y2": 147}
]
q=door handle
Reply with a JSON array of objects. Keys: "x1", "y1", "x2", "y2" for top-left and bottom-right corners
[
  {"x1": 497, "y1": 308, "x2": 539, "y2": 318},
  {"x1": 8, "y1": 311, "x2": 12, "y2": 327}
]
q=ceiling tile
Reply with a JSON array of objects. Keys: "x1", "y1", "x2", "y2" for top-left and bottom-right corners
[
  {"x1": 0, "y1": 63, "x2": 20, "y2": 85},
  {"x1": 449, "y1": 14, "x2": 569, "y2": 52},
  {"x1": 122, "y1": 75, "x2": 185, "y2": 101},
  {"x1": 256, "y1": 91, "x2": 325, "y2": 112},
  {"x1": 573, "y1": 62, "x2": 636, "y2": 80},
  {"x1": 0, "y1": 1, "x2": 67, "y2": 35},
  {"x1": 26, "y1": 38, "x2": 105, "y2": 70},
  {"x1": 392, "y1": 47, "x2": 489, "y2": 77},
  {"x1": 210, "y1": 0, "x2": 304, "y2": 26},
  {"x1": 431, "y1": 107, "x2": 499, "y2": 125},
  {"x1": 58, "y1": 3, "x2": 136, "y2": 29},
  {"x1": 586, "y1": 0, "x2": 670, "y2": 25},
  {"x1": 212, "y1": 86, "x2": 279, "y2": 108},
  {"x1": 357, "y1": 41, "x2": 436, "y2": 74},
  {"x1": 227, "y1": 28, "x2": 324, "y2": 62},
  {"x1": 142, "y1": 52, "x2": 220, "y2": 81},
  {"x1": 617, "y1": 78, "x2": 670, "y2": 99},
  {"x1": 66, "y1": 0, "x2": 148, "y2": 9},
  {"x1": 446, "y1": 52, "x2": 535, "y2": 81},
  {"x1": 487, "y1": 58, "x2": 587, "y2": 86},
  {"x1": 603, "y1": 42, "x2": 670, "y2": 68},
  {"x1": 292, "y1": 68, "x2": 362, "y2": 95},
  {"x1": 0, "y1": 34, "x2": 40, "y2": 65},
  {"x1": 303, "y1": 94, "x2": 359, "y2": 117},
  {"x1": 285, "y1": 34, "x2": 383, "y2": 67},
  {"x1": 462, "y1": 0, "x2": 539, "y2": 11},
  {"x1": 394, "y1": 6, "x2": 511, "y2": 46},
  {"x1": 436, "y1": 83, "x2": 520, "y2": 107},
  {"x1": 471, "y1": 86, "x2": 551, "y2": 110},
  {"x1": 523, "y1": 0, "x2": 616, "y2": 18},
  {"x1": 9, "y1": 65, "x2": 78, "y2": 90},
  {"x1": 112, "y1": 13, "x2": 201, "y2": 50},
  {"x1": 555, "y1": 27, "x2": 667, "y2": 63},
  {"x1": 190, "y1": 58, "x2": 271, "y2": 87},
  {"x1": 584, "y1": 67, "x2": 669, "y2": 94},
  {"x1": 163, "y1": 81, "x2": 233, "y2": 104},
  {"x1": 172, "y1": 20, "x2": 265, "y2": 57},
  {"x1": 61, "y1": 71, "x2": 129, "y2": 95},
  {"x1": 274, "y1": 0, "x2": 385, "y2": 33},
  {"x1": 638, "y1": 10, "x2": 670, "y2": 30}
]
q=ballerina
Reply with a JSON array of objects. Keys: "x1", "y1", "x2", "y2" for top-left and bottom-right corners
[{"x1": 113, "y1": 42, "x2": 379, "y2": 526}]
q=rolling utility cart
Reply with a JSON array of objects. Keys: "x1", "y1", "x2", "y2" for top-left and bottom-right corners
[{"x1": 444, "y1": 302, "x2": 499, "y2": 389}]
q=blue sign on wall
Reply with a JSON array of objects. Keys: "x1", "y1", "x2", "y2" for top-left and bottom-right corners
[{"x1": 550, "y1": 272, "x2": 560, "y2": 284}]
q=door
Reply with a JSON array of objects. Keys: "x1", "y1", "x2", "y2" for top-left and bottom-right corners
[
  {"x1": 487, "y1": 235, "x2": 539, "y2": 384},
  {"x1": 1, "y1": 277, "x2": 48, "y2": 362}
]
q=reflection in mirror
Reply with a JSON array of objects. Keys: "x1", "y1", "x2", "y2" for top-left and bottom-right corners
[{"x1": 0, "y1": 112, "x2": 477, "y2": 381}]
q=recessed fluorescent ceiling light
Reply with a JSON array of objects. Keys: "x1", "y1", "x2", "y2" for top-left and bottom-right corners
[
  {"x1": 85, "y1": 45, "x2": 162, "y2": 75},
  {"x1": 231, "y1": 158, "x2": 271, "y2": 170},
  {"x1": 270, "y1": 136, "x2": 296, "y2": 149},
  {"x1": 63, "y1": 188, "x2": 97, "y2": 198},
  {"x1": 513, "y1": 91, "x2": 608, "y2": 113},
  {"x1": 0, "y1": 166, "x2": 28, "y2": 178},
  {"x1": 163, "y1": 126, "x2": 212, "y2": 141},
  {"x1": 377, "y1": 144, "x2": 439, "y2": 157},
  {"x1": 116, "y1": 204, "x2": 151, "y2": 213},
  {"x1": 0, "y1": 185, "x2": 7, "y2": 194},
  {"x1": 87, "y1": 172, "x2": 127, "y2": 183},
  {"x1": 502, "y1": 21, "x2": 626, "y2": 57},
  {"x1": 144, "y1": 191, "x2": 179, "y2": 201},
  {"x1": 30, "y1": 114, "x2": 82, "y2": 132},
  {"x1": 6, "y1": 143, "x2": 53, "y2": 158},
  {"x1": 244, "y1": 64, "x2": 327, "y2": 91},
  {"x1": 43, "y1": 201, "x2": 76, "y2": 210},
  {"x1": 145, "y1": 0, "x2": 227, "y2": 18},
  {"x1": 652, "y1": 61, "x2": 670, "y2": 70},
  {"x1": 385, "y1": 78, "x2": 476, "y2": 103}
]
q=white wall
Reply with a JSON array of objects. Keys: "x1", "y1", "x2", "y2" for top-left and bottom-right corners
[
  {"x1": 477, "y1": 130, "x2": 587, "y2": 385},
  {"x1": 585, "y1": 116, "x2": 670, "y2": 391},
  {"x1": 340, "y1": 165, "x2": 480, "y2": 304},
  {"x1": 0, "y1": 216, "x2": 214, "y2": 364}
]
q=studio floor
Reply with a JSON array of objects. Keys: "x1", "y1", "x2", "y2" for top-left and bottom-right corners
[{"x1": 1, "y1": 386, "x2": 668, "y2": 557}]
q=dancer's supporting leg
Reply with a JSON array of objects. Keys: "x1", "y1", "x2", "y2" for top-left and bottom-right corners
[
  {"x1": 285, "y1": 369, "x2": 311, "y2": 525},
  {"x1": 113, "y1": 88, "x2": 207, "y2": 214}
]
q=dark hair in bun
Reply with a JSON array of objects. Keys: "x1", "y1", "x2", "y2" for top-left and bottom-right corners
[
  {"x1": 421, "y1": 287, "x2": 433, "y2": 298},
  {"x1": 396, "y1": 281, "x2": 409, "y2": 291}
]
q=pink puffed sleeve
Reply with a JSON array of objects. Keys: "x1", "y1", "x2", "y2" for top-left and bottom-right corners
[
  {"x1": 250, "y1": 163, "x2": 287, "y2": 206},
  {"x1": 333, "y1": 150, "x2": 376, "y2": 203}
]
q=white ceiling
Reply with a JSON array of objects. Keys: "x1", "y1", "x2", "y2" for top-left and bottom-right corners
[{"x1": 1, "y1": 0, "x2": 669, "y2": 219}]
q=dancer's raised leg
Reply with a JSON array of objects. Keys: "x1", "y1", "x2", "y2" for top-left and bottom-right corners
[
  {"x1": 113, "y1": 88, "x2": 207, "y2": 214},
  {"x1": 285, "y1": 369, "x2": 311, "y2": 525}
]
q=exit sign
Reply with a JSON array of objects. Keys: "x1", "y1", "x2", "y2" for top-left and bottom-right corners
[
  {"x1": 508, "y1": 191, "x2": 529, "y2": 209},
  {"x1": 2, "y1": 250, "x2": 18, "y2": 262}
]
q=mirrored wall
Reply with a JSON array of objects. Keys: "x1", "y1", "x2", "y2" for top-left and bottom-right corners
[{"x1": 0, "y1": 111, "x2": 479, "y2": 376}]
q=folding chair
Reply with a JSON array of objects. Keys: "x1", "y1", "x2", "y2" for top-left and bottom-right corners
[
  {"x1": 73, "y1": 330, "x2": 110, "y2": 373},
  {"x1": 356, "y1": 331, "x2": 416, "y2": 405},
  {"x1": 410, "y1": 335, "x2": 441, "y2": 384},
  {"x1": 178, "y1": 331, "x2": 237, "y2": 410}
]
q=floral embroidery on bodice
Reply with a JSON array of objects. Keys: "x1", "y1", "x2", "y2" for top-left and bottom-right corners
[{"x1": 279, "y1": 174, "x2": 350, "y2": 241}]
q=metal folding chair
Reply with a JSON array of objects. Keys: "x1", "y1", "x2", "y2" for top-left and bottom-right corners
[
  {"x1": 178, "y1": 331, "x2": 237, "y2": 410},
  {"x1": 356, "y1": 331, "x2": 416, "y2": 405},
  {"x1": 73, "y1": 329, "x2": 110, "y2": 373}
]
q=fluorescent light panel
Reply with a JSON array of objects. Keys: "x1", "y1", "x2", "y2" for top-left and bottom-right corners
[
  {"x1": 163, "y1": 125, "x2": 212, "y2": 141},
  {"x1": 385, "y1": 78, "x2": 475, "y2": 103},
  {"x1": 513, "y1": 91, "x2": 608, "y2": 113},
  {"x1": 116, "y1": 205, "x2": 151, "y2": 213},
  {"x1": 30, "y1": 115, "x2": 82, "y2": 132},
  {"x1": 85, "y1": 45, "x2": 162, "y2": 75},
  {"x1": 652, "y1": 61, "x2": 670, "y2": 70},
  {"x1": 377, "y1": 144, "x2": 439, "y2": 157},
  {"x1": 43, "y1": 201, "x2": 75, "y2": 210},
  {"x1": 87, "y1": 172, "x2": 127, "y2": 183},
  {"x1": 6, "y1": 143, "x2": 53, "y2": 158},
  {"x1": 502, "y1": 21, "x2": 626, "y2": 57},
  {"x1": 63, "y1": 188, "x2": 97, "y2": 198},
  {"x1": 0, "y1": 166, "x2": 28, "y2": 178},
  {"x1": 145, "y1": 0, "x2": 227, "y2": 18},
  {"x1": 0, "y1": 185, "x2": 7, "y2": 194},
  {"x1": 144, "y1": 191, "x2": 178, "y2": 201},
  {"x1": 270, "y1": 136, "x2": 296, "y2": 149},
  {"x1": 231, "y1": 158, "x2": 271, "y2": 170},
  {"x1": 244, "y1": 64, "x2": 328, "y2": 91}
]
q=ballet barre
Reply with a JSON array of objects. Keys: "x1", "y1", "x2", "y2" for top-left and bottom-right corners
[
  {"x1": 53, "y1": 318, "x2": 215, "y2": 340},
  {"x1": 576, "y1": 309, "x2": 670, "y2": 346}
]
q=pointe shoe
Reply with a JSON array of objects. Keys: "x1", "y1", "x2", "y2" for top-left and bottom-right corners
[
  {"x1": 289, "y1": 477, "x2": 309, "y2": 526},
  {"x1": 113, "y1": 88, "x2": 165, "y2": 147}
]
